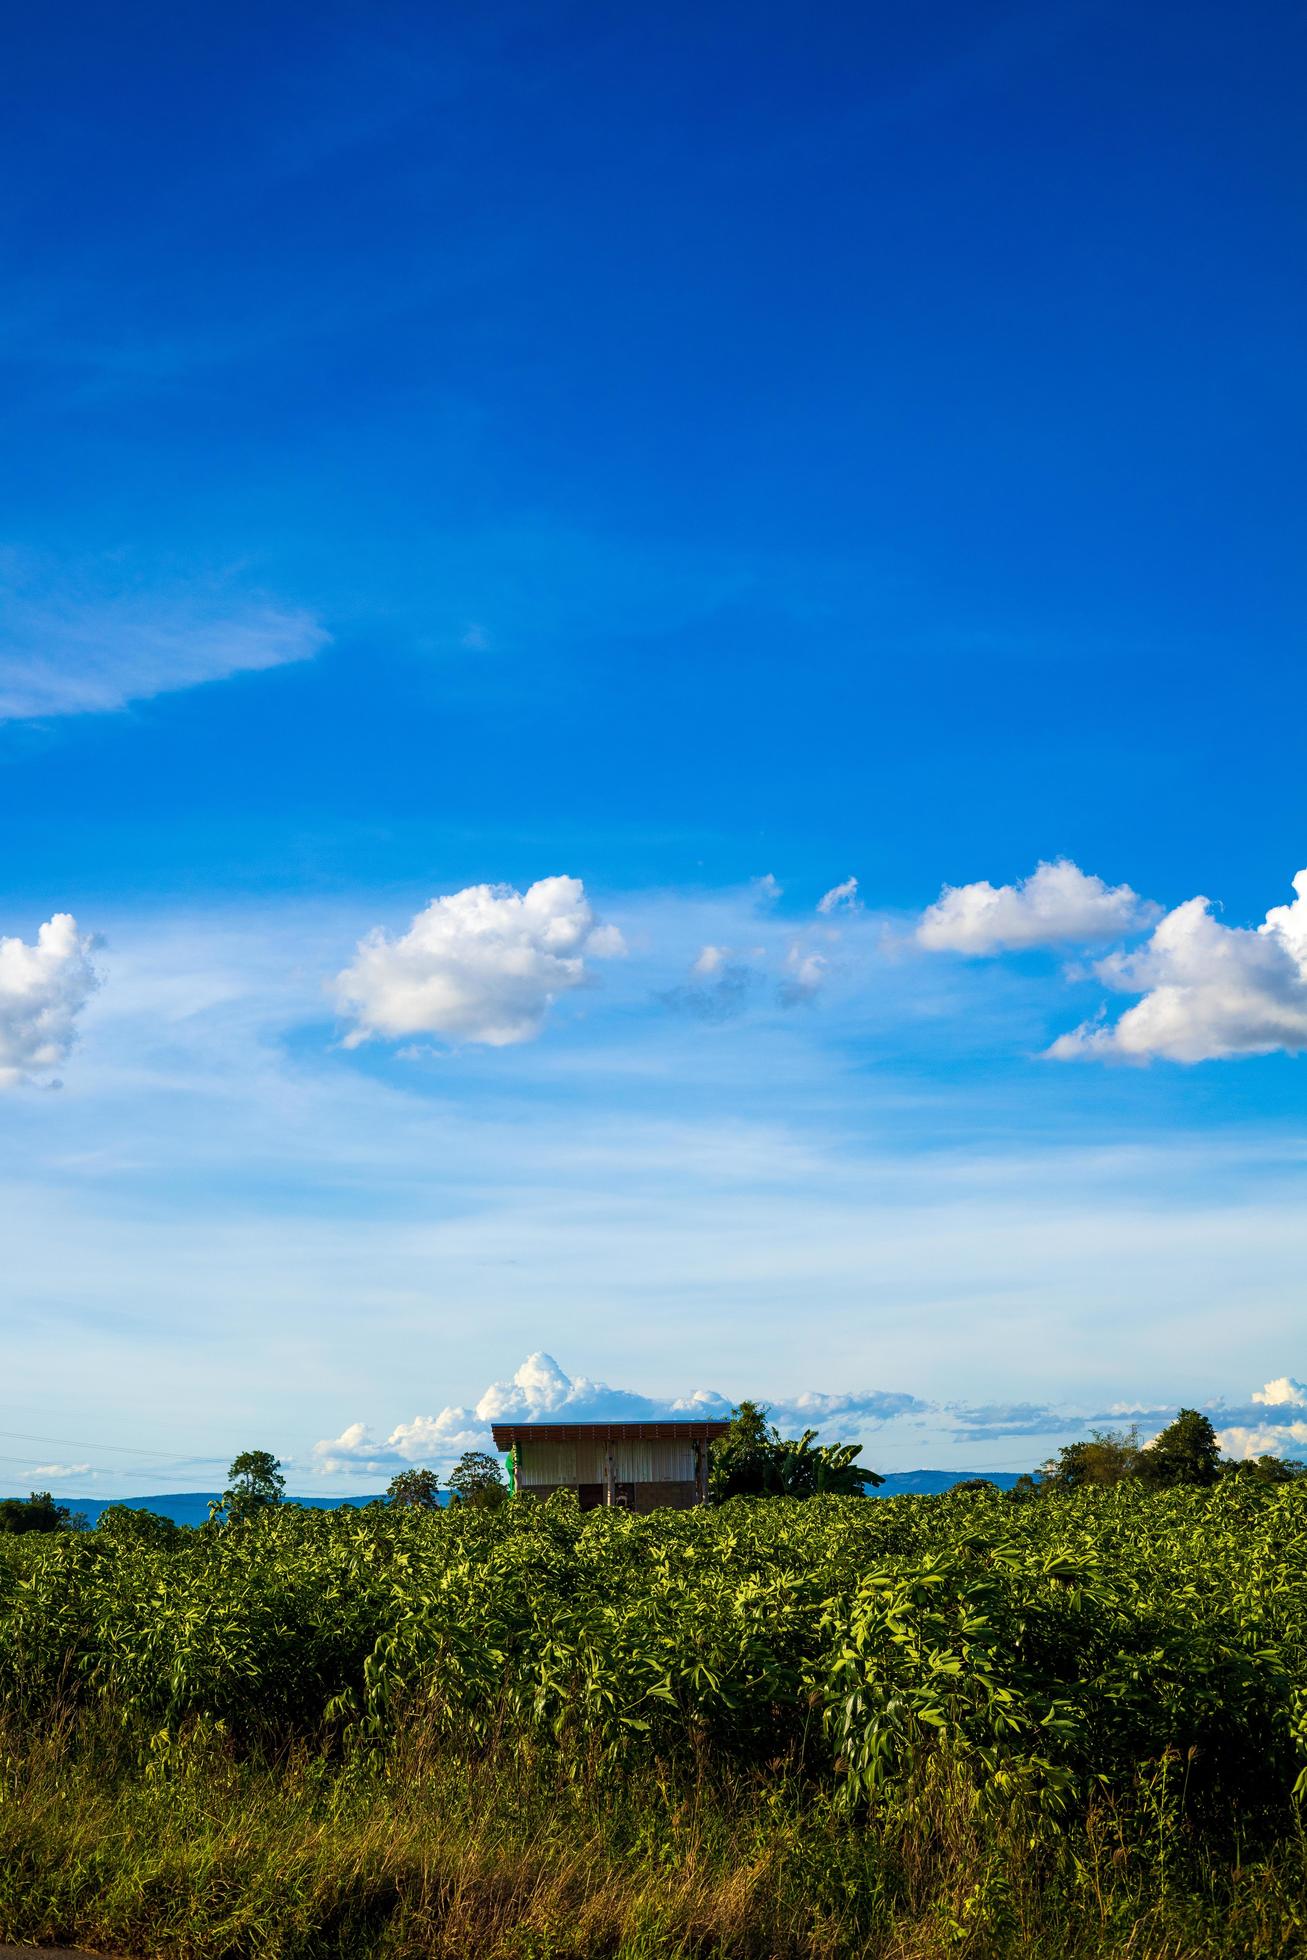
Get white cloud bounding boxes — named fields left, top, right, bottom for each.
left=334, top=876, right=625, bottom=1049
left=475, top=1351, right=689, bottom=1423
left=817, top=877, right=859, bottom=915
left=315, top=1351, right=1307, bottom=1487
left=312, top=1352, right=928, bottom=1478
left=1050, top=871, right=1307, bottom=1063
left=1215, top=1423, right=1307, bottom=1460
left=918, top=859, right=1154, bottom=955
left=1253, top=1376, right=1307, bottom=1407
left=0, top=914, right=100, bottom=1088
left=0, top=561, right=327, bottom=719
left=310, top=1417, right=488, bottom=1478
left=29, top=1462, right=92, bottom=1480
left=752, top=873, right=782, bottom=904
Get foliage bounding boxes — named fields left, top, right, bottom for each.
left=445, top=1450, right=506, bottom=1508
left=1040, top=1427, right=1139, bottom=1490
left=1, top=1482, right=1305, bottom=1953
left=1136, top=1408, right=1223, bottom=1489
left=210, top=1449, right=285, bottom=1525
left=386, top=1467, right=443, bottom=1508
left=0, top=1491, right=79, bottom=1535
left=1043, top=1410, right=1244, bottom=1494
left=0, top=1481, right=1302, bottom=1811
left=94, top=1505, right=179, bottom=1546
left=0, top=1428, right=1303, bottom=1958
left=710, top=1399, right=883, bottom=1499
left=1225, top=1453, right=1307, bottom=1486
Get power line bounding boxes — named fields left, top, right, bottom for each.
left=0, top=1427, right=216, bottom=1462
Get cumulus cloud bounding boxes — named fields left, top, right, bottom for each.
left=0, top=914, right=100, bottom=1088
left=1253, top=1376, right=1307, bottom=1407
left=334, top=876, right=625, bottom=1049
left=1216, top=1422, right=1307, bottom=1460
left=312, top=1352, right=927, bottom=1478
left=1049, top=870, right=1307, bottom=1063
left=29, top=1462, right=92, bottom=1480
left=314, top=1355, right=1307, bottom=1487
left=918, top=859, right=1154, bottom=955
left=0, top=560, right=327, bottom=719
left=817, top=877, right=859, bottom=915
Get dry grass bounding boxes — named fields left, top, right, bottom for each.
left=1, top=1718, right=1303, bottom=1960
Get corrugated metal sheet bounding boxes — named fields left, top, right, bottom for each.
left=492, top=1420, right=727, bottom=1447
left=615, top=1439, right=696, bottom=1482
left=517, top=1441, right=575, bottom=1486
left=517, top=1438, right=609, bottom=1486
left=516, top=1434, right=700, bottom=1490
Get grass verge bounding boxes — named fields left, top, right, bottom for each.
left=0, top=1717, right=1303, bottom=1960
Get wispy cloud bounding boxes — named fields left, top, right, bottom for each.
left=659, top=946, right=756, bottom=1022
left=817, top=877, right=859, bottom=916
left=0, top=555, right=327, bottom=720
left=3, top=892, right=1306, bottom=1494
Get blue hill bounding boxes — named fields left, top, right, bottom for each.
left=61, top=1474, right=1020, bottom=1525
left=870, top=1470, right=1023, bottom=1496
left=65, top=1492, right=392, bottom=1527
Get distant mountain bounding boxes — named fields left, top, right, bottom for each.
left=64, top=1492, right=391, bottom=1527
left=61, top=1475, right=1021, bottom=1525
left=870, top=1470, right=1023, bottom=1496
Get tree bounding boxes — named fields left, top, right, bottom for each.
left=709, top=1400, right=781, bottom=1500
left=1135, top=1409, right=1221, bottom=1489
left=709, top=1400, right=883, bottom=1502
left=1221, top=1453, right=1306, bottom=1486
left=0, top=1490, right=74, bottom=1535
left=386, top=1467, right=443, bottom=1509
left=1040, top=1428, right=1139, bottom=1491
left=96, top=1505, right=179, bottom=1545
left=1006, top=1474, right=1041, bottom=1504
left=211, top=1449, right=285, bottom=1524
left=445, top=1451, right=506, bottom=1509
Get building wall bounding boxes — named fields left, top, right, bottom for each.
left=515, top=1440, right=608, bottom=1487
left=516, top=1477, right=700, bottom=1511
left=516, top=1437, right=699, bottom=1489
left=631, top=1480, right=699, bottom=1513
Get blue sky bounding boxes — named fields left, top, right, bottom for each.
left=2, top=0, right=1305, bottom=1493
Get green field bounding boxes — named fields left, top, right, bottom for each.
left=2, top=1484, right=1305, bottom=1958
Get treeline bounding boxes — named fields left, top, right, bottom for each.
left=3, top=1402, right=1301, bottom=1541
left=1030, top=1406, right=1305, bottom=1496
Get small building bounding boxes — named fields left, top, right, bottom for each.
left=491, top=1419, right=728, bottom=1511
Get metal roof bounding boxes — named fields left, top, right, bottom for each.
left=491, top=1419, right=729, bottom=1447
